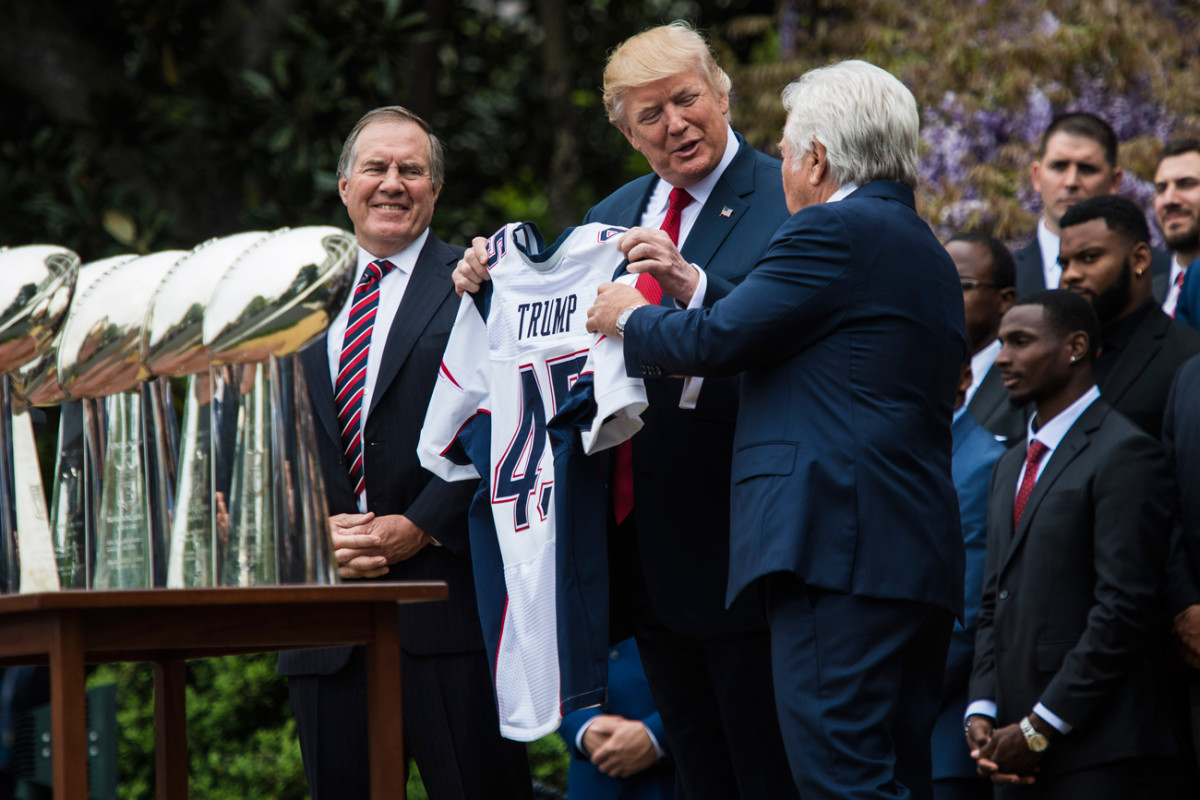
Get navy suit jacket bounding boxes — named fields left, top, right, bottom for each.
left=1013, top=235, right=1171, bottom=300
left=970, top=400, right=1179, bottom=774
left=624, top=180, right=966, bottom=614
left=559, top=639, right=674, bottom=800
left=583, top=132, right=790, bottom=634
left=279, top=233, right=484, bottom=677
left=931, top=412, right=1004, bottom=781
left=1169, top=256, right=1200, bottom=329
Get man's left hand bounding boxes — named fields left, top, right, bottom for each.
left=974, top=722, right=1043, bottom=784
left=331, top=512, right=431, bottom=579
left=587, top=283, right=648, bottom=338
left=618, top=227, right=700, bottom=304
left=584, top=715, right=660, bottom=779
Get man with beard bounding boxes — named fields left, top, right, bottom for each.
left=1012, top=113, right=1170, bottom=300
left=1057, top=194, right=1200, bottom=438
left=1156, top=139, right=1200, bottom=322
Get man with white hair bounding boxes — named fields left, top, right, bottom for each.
left=455, top=22, right=796, bottom=800
left=588, top=60, right=967, bottom=799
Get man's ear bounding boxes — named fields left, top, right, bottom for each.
left=998, top=286, right=1017, bottom=316
left=809, top=140, right=829, bottom=186
left=1130, top=241, right=1152, bottom=278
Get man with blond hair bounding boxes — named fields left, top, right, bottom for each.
left=455, top=21, right=795, bottom=800
left=589, top=59, right=966, bottom=800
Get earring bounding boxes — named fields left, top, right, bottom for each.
left=1070, top=355, right=1077, bottom=362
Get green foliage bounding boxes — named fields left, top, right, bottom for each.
left=89, top=655, right=306, bottom=799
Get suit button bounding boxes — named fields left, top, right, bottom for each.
left=998, top=588, right=1010, bottom=600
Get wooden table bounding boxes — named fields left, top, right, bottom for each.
left=0, top=583, right=447, bottom=799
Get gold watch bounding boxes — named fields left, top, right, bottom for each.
left=1019, top=716, right=1050, bottom=753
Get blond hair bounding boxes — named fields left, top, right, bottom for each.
left=602, top=21, right=732, bottom=127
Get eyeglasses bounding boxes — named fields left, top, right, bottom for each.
left=960, top=277, right=998, bottom=291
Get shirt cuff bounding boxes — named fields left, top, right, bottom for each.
left=1033, top=702, right=1072, bottom=734
left=964, top=699, right=997, bottom=725
left=642, top=723, right=666, bottom=759
left=575, top=715, right=601, bottom=755
left=674, top=263, right=707, bottom=310
left=677, top=264, right=706, bottom=409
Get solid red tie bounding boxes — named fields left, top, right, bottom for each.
left=1012, top=440, right=1049, bottom=529
left=612, top=187, right=695, bottom=524
left=1171, top=270, right=1185, bottom=318
left=335, top=259, right=395, bottom=497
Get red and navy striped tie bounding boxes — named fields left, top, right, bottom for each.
left=335, top=259, right=394, bottom=497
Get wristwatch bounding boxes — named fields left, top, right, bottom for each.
left=615, top=306, right=638, bottom=338
left=1019, top=716, right=1050, bottom=753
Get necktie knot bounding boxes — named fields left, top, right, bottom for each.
left=363, top=259, right=395, bottom=286
left=668, top=187, right=693, bottom=214
left=1025, top=439, right=1048, bottom=467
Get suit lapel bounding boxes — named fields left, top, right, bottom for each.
left=367, top=237, right=452, bottom=418
left=679, top=140, right=755, bottom=283
left=968, top=364, right=1007, bottom=426
left=300, top=335, right=341, bottom=448
left=1000, top=403, right=1104, bottom=574
left=1098, top=309, right=1166, bottom=409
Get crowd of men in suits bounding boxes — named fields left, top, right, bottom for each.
left=280, top=15, right=1200, bottom=800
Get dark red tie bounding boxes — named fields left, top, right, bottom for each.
left=335, top=259, right=395, bottom=497
left=1012, top=440, right=1049, bottom=529
left=612, top=187, right=695, bottom=524
left=1171, top=270, right=1185, bottom=318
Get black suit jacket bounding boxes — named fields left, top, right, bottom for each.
left=1164, top=354, right=1200, bottom=616
left=582, top=134, right=791, bottom=635
left=1013, top=236, right=1171, bottom=300
left=1096, top=305, right=1200, bottom=439
left=970, top=400, right=1179, bottom=774
left=966, top=362, right=1029, bottom=448
left=279, top=233, right=483, bottom=677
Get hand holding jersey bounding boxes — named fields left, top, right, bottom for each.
left=454, top=225, right=702, bottom=305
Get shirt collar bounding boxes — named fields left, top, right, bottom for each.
left=650, top=125, right=739, bottom=214
left=354, top=228, right=429, bottom=281
left=1027, top=384, right=1100, bottom=453
left=826, top=181, right=860, bottom=204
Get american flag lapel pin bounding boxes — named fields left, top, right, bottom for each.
left=720, top=206, right=733, bottom=218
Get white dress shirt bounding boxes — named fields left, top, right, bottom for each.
left=326, top=229, right=429, bottom=510
left=1163, top=255, right=1189, bottom=316
left=1037, top=219, right=1061, bottom=290
left=964, top=384, right=1101, bottom=734
left=965, top=340, right=1001, bottom=409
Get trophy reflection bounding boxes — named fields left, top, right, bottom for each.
left=0, top=245, right=80, bottom=594
left=57, top=250, right=185, bottom=589
left=202, top=226, right=355, bottom=586
left=142, top=231, right=271, bottom=588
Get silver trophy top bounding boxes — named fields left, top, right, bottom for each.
left=57, top=250, right=187, bottom=398
left=142, top=231, right=273, bottom=378
left=203, top=226, right=356, bottom=364
left=0, top=245, right=81, bottom=373
left=11, top=254, right=139, bottom=405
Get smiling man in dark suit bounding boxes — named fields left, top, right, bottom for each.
left=454, top=22, right=796, bottom=800
left=589, top=59, right=966, bottom=800
left=966, top=289, right=1183, bottom=798
left=1057, top=194, right=1200, bottom=439
left=278, top=106, right=531, bottom=800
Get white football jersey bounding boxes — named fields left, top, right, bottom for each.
left=418, top=221, right=646, bottom=741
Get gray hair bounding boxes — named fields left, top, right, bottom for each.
left=781, top=60, right=919, bottom=190
left=337, top=105, right=445, bottom=188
